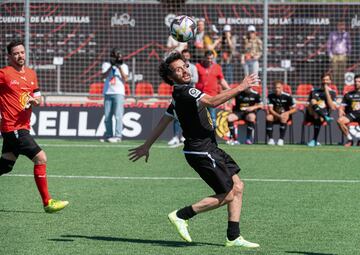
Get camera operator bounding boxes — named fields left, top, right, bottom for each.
left=212, top=25, right=236, bottom=84
left=100, top=47, right=129, bottom=143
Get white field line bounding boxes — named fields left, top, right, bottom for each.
left=35, top=143, right=360, bottom=152
left=3, top=174, right=360, bottom=183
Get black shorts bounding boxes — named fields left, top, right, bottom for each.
left=1, top=129, right=42, bottom=160
left=233, top=111, right=250, bottom=121
left=346, top=112, right=360, bottom=123
left=305, top=109, right=329, bottom=123
left=184, top=147, right=240, bottom=194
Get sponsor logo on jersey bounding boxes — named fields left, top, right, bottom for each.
left=19, top=92, right=30, bottom=109
left=10, top=79, right=20, bottom=86
left=189, top=88, right=201, bottom=98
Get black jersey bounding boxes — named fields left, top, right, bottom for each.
left=268, top=92, right=296, bottom=114
left=166, top=85, right=216, bottom=151
left=233, top=89, right=261, bottom=112
left=341, top=90, right=360, bottom=115
left=308, top=88, right=336, bottom=110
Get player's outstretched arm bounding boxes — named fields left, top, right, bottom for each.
left=200, top=74, right=259, bottom=108
left=128, top=114, right=173, bottom=162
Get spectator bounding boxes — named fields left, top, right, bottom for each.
left=168, top=49, right=199, bottom=147
left=305, top=73, right=337, bottom=147
left=218, top=25, right=236, bottom=84
left=101, top=47, right=129, bottom=143
left=266, top=81, right=297, bottom=146
left=327, top=21, right=351, bottom=87
left=204, top=25, right=221, bottom=61
left=337, top=74, right=360, bottom=147
left=196, top=50, right=230, bottom=129
left=227, top=86, right=263, bottom=145
left=242, top=25, right=262, bottom=78
left=191, top=19, right=206, bottom=63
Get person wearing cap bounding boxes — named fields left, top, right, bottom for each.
left=218, top=24, right=237, bottom=84
left=191, top=19, right=206, bottom=63
left=204, top=24, right=221, bottom=61
left=242, top=25, right=262, bottom=77
left=101, top=47, right=129, bottom=143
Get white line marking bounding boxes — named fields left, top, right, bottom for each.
left=34, top=143, right=360, bottom=152
left=3, top=174, right=360, bottom=183
left=38, top=144, right=170, bottom=148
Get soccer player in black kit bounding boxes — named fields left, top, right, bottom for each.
left=305, top=73, right=337, bottom=147
left=128, top=52, right=260, bottom=248
left=337, top=74, right=360, bottom=147
left=227, top=86, right=262, bottom=145
left=266, top=81, right=297, bottom=146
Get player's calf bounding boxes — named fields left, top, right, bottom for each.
left=0, top=157, right=15, bottom=176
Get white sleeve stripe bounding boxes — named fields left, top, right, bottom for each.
left=33, top=91, right=41, bottom=97
left=196, top=93, right=206, bottom=102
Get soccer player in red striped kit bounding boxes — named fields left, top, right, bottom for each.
left=0, top=40, right=68, bottom=213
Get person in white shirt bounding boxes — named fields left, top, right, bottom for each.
left=101, top=48, right=129, bottom=143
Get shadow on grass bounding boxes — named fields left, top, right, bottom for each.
left=48, top=234, right=224, bottom=248
left=0, top=209, right=43, bottom=214
left=286, top=251, right=336, bottom=255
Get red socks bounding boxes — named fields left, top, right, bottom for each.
left=34, top=164, right=51, bottom=206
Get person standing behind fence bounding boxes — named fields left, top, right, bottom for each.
left=241, top=25, right=262, bottom=77
left=327, top=21, right=351, bottom=87
left=101, top=48, right=129, bottom=143
left=204, top=25, right=221, bottom=62
left=218, top=25, right=236, bottom=84
left=196, top=50, right=230, bottom=129
left=191, top=19, right=206, bottom=63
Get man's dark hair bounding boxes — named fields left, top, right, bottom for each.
left=181, top=48, right=190, bottom=55
left=159, top=51, right=185, bottom=86
left=111, top=47, right=122, bottom=58
left=321, top=72, right=332, bottom=80
left=7, top=40, right=24, bottom=54
left=273, top=80, right=283, bottom=87
left=204, top=50, right=214, bottom=57
left=354, top=74, right=360, bottom=83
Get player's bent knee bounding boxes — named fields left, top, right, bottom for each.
left=0, top=157, right=15, bottom=176
left=223, top=191, right=235, bottom=204
left=233, top=181, right=244, bottom=196
left=33, top=151, right=47, bottom=164
left=266, top=115, right=273, bottom=121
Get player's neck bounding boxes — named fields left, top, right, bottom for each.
left=11, top=64, right=25, bottom=73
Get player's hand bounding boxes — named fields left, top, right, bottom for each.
left=246, top=107, right=255, bottom=112
left=27, top=96, right=38, bottom=106
left=128, top=144, right=150, bottom=162
left=281, top=112, right=290, bottom=122
left=239, top=74, right=260, bottom=91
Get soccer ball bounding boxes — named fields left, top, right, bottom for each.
left=170, top=15, right=197, bottom=42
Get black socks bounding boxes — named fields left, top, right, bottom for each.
left=176, top=206, right=196, bottom=220
left=227, top=221, right=240, bottom=241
